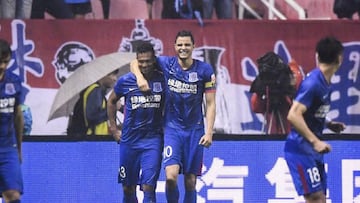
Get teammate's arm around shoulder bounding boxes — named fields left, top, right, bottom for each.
left=130, top=59, right=150, bottom=92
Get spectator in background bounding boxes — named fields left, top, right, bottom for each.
left=333, top=0, right=360, bottom=19
left=67, top=70, right=118, bottom=136
left=65, top=0, right=93, bottom=19
left=146, top=0, right=154, bottom=19
left=23, top=0, right=33, bottom=18
left=66, top=0, right=110, bottom=19
left=100, top=0, right=110, bottom=19
left=0, top=0, right=32, bottom=19
left=202, top=0, right=233, bottom=19
left=31, top=0, right=73, bottom=19
left=161, top=0, right=203, bottom=19
left=83, top=71, right=117, bottom=136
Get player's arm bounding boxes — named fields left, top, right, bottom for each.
left=14, top=104, right=24, bottom=162
left=205, top=91, right=216, bottom=136
left=199, top=91, right=216, bottom=148
left=325, top=117, right=346, bottom=133
left=107, top=90, right=122, bottom=142
left=287, top=101, right=331, bottom=153
left=130, top=59, right=150, bottom=92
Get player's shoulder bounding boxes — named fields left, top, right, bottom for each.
left=305, top=68, right=321, bottom=79
left=194, top=59, right=212, bottom=69
left=123, top=72, right=136, bottom=79
left=157, top=55, right=175, bottom=63
left=4, top=71, right=21, bottom=83
left=193, top=60, right=214, bottom=77
left=118, top=72, right=136, bottom=82
left=297, top=73, right=322, bottom=99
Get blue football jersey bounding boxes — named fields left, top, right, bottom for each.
left=113, top=71, right=165, bottom=146
left=285, top=68, right=331, bottom=155
left=157, top=56, right=215, bottom=129
left=0, top=71, right=23, bottom=152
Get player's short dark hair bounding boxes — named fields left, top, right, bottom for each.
left=136, top=41, right=155, bottom=57
left=316, top=36, right=344, bottom=64
left=0, top=39, right=11, bottom=59
left=175, top=30, right=195, bottom=44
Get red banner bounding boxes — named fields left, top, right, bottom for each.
left=0, top=19, right=359, bottom=135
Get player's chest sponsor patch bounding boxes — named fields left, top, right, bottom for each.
left=188, top=72, right=198, bottom=82
left=153, top=82, right=163, bottom=92
left=5, top=83, right=16, bottom=95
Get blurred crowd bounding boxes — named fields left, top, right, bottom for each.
left=0, top=0, right=265, bottom=20
left=0, top=0, right=357, bottom=20
left=0, top=0, right=110, bottom=19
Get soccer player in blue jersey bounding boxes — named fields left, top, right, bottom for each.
left=131, top=30, right=216, bottom=203
left=0, top=39, right=24, bottom=203
left=284, top=36, right=346, bottom=203
left=107, top=42, right=165, bottom=203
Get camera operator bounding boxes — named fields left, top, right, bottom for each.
left=250, top=52, right=303, bottom=134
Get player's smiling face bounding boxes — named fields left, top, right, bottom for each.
left=175, top=36, right=194, bottom=60
left=138, top=51, right=155, bottom=76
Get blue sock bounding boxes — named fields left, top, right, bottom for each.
left=166, top=185, right=179, bottom=203
left=123, top=193, right=137, bottom=203
left=143, top=190, right=155, bottom=203
left=184, top=190, right=196, bottom=203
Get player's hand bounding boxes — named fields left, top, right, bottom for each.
left=199, top=133, right=213, bottom=148
left=137, top=77, right=151, bottom=92
left=313, top=140, right=331, bottom=154
left=327, top=121, right=346, bottom=133
left=109, top=124, right=121, bottom=143
left=112, top=130, right=122, bottom=144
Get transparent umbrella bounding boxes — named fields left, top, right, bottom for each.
left=48, top=52, right=135, bottom=121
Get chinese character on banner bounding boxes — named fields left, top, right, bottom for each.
left=266, top=157, right=332, bottom=203
left=9, top=20, right=44, bottom=99
left=342, top=159, right=360, bottom=203
left=197, top=157, right=249, bottom=203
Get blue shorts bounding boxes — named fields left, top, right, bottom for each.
left=0, top=150, right=23, bottom=194
left=163, top=127, right=204, bottom=176
left=284, top=152, right=326, bottom=196
left=118, top=138, right=162, bottom=187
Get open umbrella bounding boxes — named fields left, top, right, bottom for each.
left=48, top=52, right=136, bottom=121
